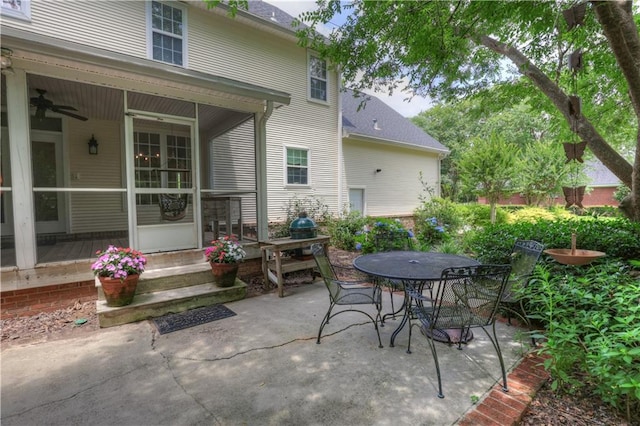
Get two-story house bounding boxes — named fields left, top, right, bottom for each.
left=0, top=0, right=445, bottom=317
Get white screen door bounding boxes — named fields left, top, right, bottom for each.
left=132, top=116, right=198, bottom=253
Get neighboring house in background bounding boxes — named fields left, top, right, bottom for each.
left=478, top=159, right=621, bottom=207
left=0, top=1, right=446, bottom=312
left=582, top=159, right=621, bottom=207
left=341, top=90, right=449, bottom=217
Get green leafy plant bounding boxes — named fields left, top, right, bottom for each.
left=271, top=195, right=330, bottom=238
left=353, top=217, right=413, bottom=254
left=326, top=211, right=369, bottom=250
left=525, top=262, right=640, bottom=422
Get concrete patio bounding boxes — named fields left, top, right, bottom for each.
left=0, top=281, right=531, bottom=425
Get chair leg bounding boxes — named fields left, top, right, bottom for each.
left=487, top=322, right=508, bottom=393
left=316, top=303, right=334, bottom=344
left=425, top=329, right=444, bottom=398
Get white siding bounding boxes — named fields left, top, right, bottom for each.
left=5, top=1, right=148, bottom=57
left=343, top=138, right=440, bottom=217
left=67, top=118, right=128, bottom=233
left=2, top=1, right=341, bottom=222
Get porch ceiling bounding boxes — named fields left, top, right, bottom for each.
left=1, top=74, right=252, bottom=132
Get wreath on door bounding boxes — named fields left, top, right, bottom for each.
left=159, top=193, right=189, bottom=221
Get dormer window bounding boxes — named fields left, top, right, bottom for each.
left=148, top=1, right=187, bottom=66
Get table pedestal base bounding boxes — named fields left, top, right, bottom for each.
left=422, top=326, right=473, bottom=344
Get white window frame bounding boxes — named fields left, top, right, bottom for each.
left=284, top=145, right=310, bottom=187
left=1, top=0, right=31, bottom=21
left=307, top=51, right=328, bottom=104
left=146, top=0, right=188, bottom=67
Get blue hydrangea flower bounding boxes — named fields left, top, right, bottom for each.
left=355, top=243, right=362, bottom=251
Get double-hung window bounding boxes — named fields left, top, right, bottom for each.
left=308, top=52, right=327, bottom=102
left=285, top=147, right=309, bottom=186
left=148, top=1, right=186, bottom=66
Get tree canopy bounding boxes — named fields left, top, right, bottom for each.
left=293, top=0, right=640, bottom=220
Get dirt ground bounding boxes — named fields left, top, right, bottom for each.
left=0, top=248, right=631, bottom=425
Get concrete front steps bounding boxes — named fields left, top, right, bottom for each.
left=96, top=257, right=246, bottom=328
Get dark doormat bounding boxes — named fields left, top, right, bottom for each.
left=153, top=304, right=236, bottom=335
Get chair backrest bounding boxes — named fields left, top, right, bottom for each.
left=311, top=244, right=340, bottom=298
left=429, top=264, right=512, bottom=329
left=374, top=229, right=413, bottom=252
left=510, top=240, right=544, bottom=284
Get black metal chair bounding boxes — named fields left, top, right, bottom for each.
left=405, top=264, right=512, bottom=398
left=501, top=240, right=544, bottom=326
left=311, top=244, right=384, bottom=348
left=373, top=229, right=414, bottom=322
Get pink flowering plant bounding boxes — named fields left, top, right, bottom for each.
left=205, top=236, right=246, bottom=264
left=91, top=245, right=147, bottom=280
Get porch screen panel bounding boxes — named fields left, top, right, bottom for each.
left=203, top=117, right=257, bottom=239
left=0, top=84, right=16, bottom=267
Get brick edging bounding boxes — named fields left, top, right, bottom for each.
left=456, top=352, right=551, bottom=426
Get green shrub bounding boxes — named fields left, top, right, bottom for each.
left=353, top=217, right=414, bottom=253
left=270, top=195, right=330, bottom=238
left=414, top=198, right=463, bottom=248
left=468, top=217, right=640, bottom=262
left=457, top=202, right=509, bottom=227
left=507, top=206, right=558, bottom=223
left=326, top=211, right=368, bottom=251
left=525, top=262, right=640, bottom=422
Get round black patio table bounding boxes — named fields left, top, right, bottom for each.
left=353, top=251, right=480, bottom=346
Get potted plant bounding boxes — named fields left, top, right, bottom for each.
left=91, top=245, right=147, bottom=307
left=205, top=235, right=246, bottom=287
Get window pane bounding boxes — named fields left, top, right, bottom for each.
left=310, top=56, right=326, bottom=79
left=152, top=1, right=161, bottom=16
left=286, top=148, right=308, bottom=184
left=152, top=15, right=162, bottom=30
left=310, top=78, right=327, bottom=101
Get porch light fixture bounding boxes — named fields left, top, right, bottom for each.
left=88, top=135, right=98, bottom=155
left=375, top=168, right=382, bottom=173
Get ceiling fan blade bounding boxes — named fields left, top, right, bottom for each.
left=51, top=108, right=88, bottom=121
left=51, top=105, right=78, bottom=111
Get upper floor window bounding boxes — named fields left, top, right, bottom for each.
left=308, top=53, right=327, bottom=103
left=148, top=1, right=186, bottom=66
left=285, top=147, right=309, bottom=185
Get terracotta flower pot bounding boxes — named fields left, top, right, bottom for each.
left=210, top=262, right=239, bottom=288
left=99, top=274, right=140, bottom=307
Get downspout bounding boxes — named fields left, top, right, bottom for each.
left=337, top=70, right=344, bottom=214
left=437, top=152, right=448, bottom=199
left=255, top=100, right=274, bottom=241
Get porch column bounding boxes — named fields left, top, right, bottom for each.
left=5, top=68, right=37, bottom=268
left=255, top=101, right=273, bottom=242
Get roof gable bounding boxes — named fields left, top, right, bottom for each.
left=342, top=89, right=448, bottom=153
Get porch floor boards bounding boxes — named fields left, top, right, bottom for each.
left=1, top=238, right=129, bottom=267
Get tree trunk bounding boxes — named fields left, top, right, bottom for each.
left=591, top=0, right=640, bottom=221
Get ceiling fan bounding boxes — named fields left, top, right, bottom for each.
left=30, top=89, right=88, bottom=121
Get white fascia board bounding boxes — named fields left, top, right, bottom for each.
left=343, top=131, right=450, bottom=156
